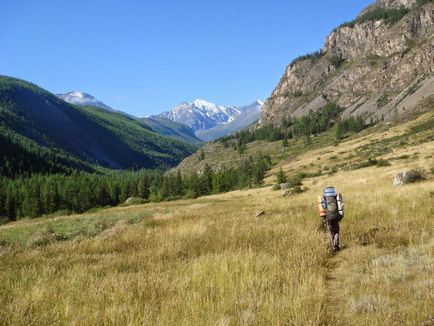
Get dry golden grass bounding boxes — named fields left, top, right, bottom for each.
left=0, top=113, right=433, bottom=325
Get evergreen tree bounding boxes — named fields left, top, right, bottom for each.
left=282, top=137, right=289, bottom=149
left=336, top=120, right=343, bottom=140
left=276, top=168, right=288, bottom=184
left=200, top=164, right=213, bottom=195
left=174, top=170, right=184, bottom=197
left=137, top=175, right=150, bottom=199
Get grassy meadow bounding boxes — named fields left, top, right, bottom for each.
left=0, top=112, right=433, bottom=325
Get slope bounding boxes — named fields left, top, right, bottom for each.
left=0, top=110, right=432, bottom=324
left=0, top=75, right=196, bottom=175
left=142, top=116, right=204, bottom=146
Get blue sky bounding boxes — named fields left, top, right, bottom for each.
left=1, top=0, right=372, bottom=116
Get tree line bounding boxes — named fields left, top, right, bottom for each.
left=219, top=103, right=350, bottom=146
left=218, top=103, right=370, bottom=149
left=0, top=153, right=271, bottom=221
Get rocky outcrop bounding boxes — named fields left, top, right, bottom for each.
left=360, top=0, right=417, bottom=16
left=259, top=0, right=434, bottom=126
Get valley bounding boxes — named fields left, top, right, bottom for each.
left=0, top=110, right=432, bottom=324
left=1, top=0, right=433, bottom=324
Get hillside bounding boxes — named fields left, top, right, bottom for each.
left=259, top=0, right=434, bottom=126
left=0, top=75, right=197, bottom=176
left=142, top=116, right=204, bottom=146
left=0, top=110, right=432, bottom=324
left=175, top=105, right=433, bottom=175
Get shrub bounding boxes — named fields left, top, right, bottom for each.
left=404, top=168, right=428, bottom=183
left=272, top=184, right=281, bottom=191
left=334, top=6, right=409, bottom=31
left=275, top=168, right=288, bottom=184
left=291, top=50, right=324, bottom=65
left=376, top=159, right=391, bottom=167
left=287, top=173, right=304, bottom=187
left=329, top=55, right=345, bottom=68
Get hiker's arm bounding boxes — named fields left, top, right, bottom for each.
left=318, top=196, right=327, bottom=218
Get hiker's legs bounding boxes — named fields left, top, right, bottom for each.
left=327, top=221, right=340, bottom=251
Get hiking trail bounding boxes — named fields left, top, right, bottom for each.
left=324, top=246, right=355, bottom=325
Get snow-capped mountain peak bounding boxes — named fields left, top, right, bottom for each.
left=192, top=98, right=216, bottom=109
left=156, top=98, right=263, bottom=137
left=57, top=91, right=114, bottom=111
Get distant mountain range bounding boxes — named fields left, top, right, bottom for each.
left=196, top=100, right=263, bottom=141
left=58, top=92, right=263, bottom=142
left=0, top=75, right=199, bottom=176
left=156, top=99, right=263, bottom=141
left=58, top=90, right=203, bottom=145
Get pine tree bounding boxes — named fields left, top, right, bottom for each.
left=336, top=120, right=343, bottom=140
left=276, top=168, right=288, bottom=184
left=98, top=180, right=110, bottom=207
left=282, top=137, right=289, bottom=149
left=174, top=170, right=184, bottom=197
left=200, top=164, right=213, bottom=195
left=137, top=174, right=150, bottom=199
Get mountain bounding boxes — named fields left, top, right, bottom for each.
left=58, top=91, right=203, bottom=146
left=196, top=100, right=263, bottom=141
left=58, top=91, right=114, bottom=111
left=259, top=0, right=434, bottom=126
left=142, top=116, right=204, bottom=146
left=0, top=75, right=196, bottom=177
left=156, top=99, right=263, bottom=140
left=157, top=99, right=241, bottom=133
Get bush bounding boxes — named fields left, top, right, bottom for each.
left=272, top=184, right=281, bottom=191
left=376, top=159, right=391, bottom=167
left=291, top=50, right=324, bottom=65
left=335, top=6, right=409, bottom=31
left=404, top=168, right=428, bottom=183
left=287, top=173, right=304, bottom=187
left=329, top=55, right=345, bottom=68
left=275, top=168, right=288, bottom=184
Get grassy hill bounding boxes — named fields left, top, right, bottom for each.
left=175, top=106, right=434, bottom=176
left=0, top=110, right=432, bottom=324
left=0, top=75, right=196, bottom=176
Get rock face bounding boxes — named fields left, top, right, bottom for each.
left=258, top=0, right=434, bottom=127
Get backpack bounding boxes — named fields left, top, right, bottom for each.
left=322, top=187, right=344, bottom=222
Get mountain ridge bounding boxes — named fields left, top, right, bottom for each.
left=58, top=91, right=114, bottom=111
left=0, top=75, right=197, bottom=176
left=258, top=0, right=433, bottom=127
left=156, top=99, right=263, bottom=140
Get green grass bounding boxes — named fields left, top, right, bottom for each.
left=0, top=110, right=433, bottom=325
left=0, top=210, right=152, bottom=247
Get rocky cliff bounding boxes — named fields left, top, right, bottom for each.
left=259, top=0, right=433, bottom=126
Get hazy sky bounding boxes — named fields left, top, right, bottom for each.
left=1, top=0, right=372, bottom=116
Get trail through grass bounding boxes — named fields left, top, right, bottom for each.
left=0, top=113, right=433, bottom=325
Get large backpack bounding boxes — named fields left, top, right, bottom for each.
left=322, top=187, right=343, bottom=222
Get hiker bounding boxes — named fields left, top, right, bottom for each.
left=318, top=186, right=344, bottom=252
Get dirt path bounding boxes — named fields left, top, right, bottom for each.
left=323, top=245, right=354, bottom=325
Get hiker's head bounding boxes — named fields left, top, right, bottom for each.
left=323, top=186, right=336, bottom=197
